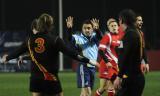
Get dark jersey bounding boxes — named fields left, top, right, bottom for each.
left=7, top=32, right=89, bottom=80
left=118, top=26, right=143, bottom=78
left=140, top=31, right=148, bottom=64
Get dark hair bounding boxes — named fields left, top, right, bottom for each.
left=31, top=19, right=38, bottom=30
left=119, top=9, right=136, bottom=26
left=82, top=20, right=93, bottom=27
left=37, top=13, right=54, bottom=32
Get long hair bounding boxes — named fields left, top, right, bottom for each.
left=31, top=18, right=38, bottom=30
left=37, top=13, right=54, bottom=33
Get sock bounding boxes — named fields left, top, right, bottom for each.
left=107, top=89, right=114, bottom=96
left=95, top=89, right=102, bottom=96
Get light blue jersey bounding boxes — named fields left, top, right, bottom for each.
left=72, top=32, right=98, bottom=67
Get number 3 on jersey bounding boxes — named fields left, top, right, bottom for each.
left=34, top=38, right=45, bottom=53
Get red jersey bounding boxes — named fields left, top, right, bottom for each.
left=118, top=26, right=125, bottom=40
left=98, top=32, right=121, bottom=79
left=99, top=33, right=121, bottom=64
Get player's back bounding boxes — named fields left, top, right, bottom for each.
left=29, top=32, right=59, bottom=76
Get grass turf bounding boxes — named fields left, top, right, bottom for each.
left=0, top=71, right=160, bottom=96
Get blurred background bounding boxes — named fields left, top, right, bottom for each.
left=0, top=0, right=160, bottom=96
left=0, top=0, right=159, bottom=72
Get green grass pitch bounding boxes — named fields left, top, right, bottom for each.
left=0, top=71, right=160, bottom=96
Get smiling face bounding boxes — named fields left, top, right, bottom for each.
left=82, top=23, right=93, bottom=37
left=136, top=16, right=143, bottom=30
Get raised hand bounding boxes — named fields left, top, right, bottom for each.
left=1, top=54, right=8, bottom=64
left=66, top=16, right=73, bottom=28
left=91, top=18, right=99, bottom=30
left=17, top=56, right=23, bottom=69
left=89, top=59, right=100, bottom=68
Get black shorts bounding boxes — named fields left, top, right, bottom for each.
left=30, top=77, right=62, bottom=95
left=116, top=74, right=145, bottom=96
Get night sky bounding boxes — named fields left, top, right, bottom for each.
left=0, top=0, right=159, bottom=49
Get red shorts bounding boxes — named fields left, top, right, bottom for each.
left=99, top=59, right=118, bottom=80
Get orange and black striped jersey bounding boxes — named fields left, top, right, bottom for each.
left=7, top=32, right=90, bottom=80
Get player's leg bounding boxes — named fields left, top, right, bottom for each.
left=31, top=86, right=63, bottom=96
left=95, top=78, right=107, bottom=96
left=106, top=80, right=115, bottom=96
left=106, top=74, right=116, bottom=96
left=32, top=92, right=42, bottom=96
left=77, top=64, right=93, bottom=96
left=95, top=60, right=108, bottom=96
left=107, top=61, right=118, bottom=96
left=58, top=92, right=63, bottom=96
left=30, top=76, right=63, bottom=96
left=77, top=64, right=87, bottom=96
left=129, top=74, right=145, bottom=96
left=42, top=92, right=63, bottom=96
left=87, top=87, right=92, bottom=96
left=30, top=78, right=43, bottom=96
left=89, top=67, right=96, bottom=96
left=80, top=87, right=91, bottom=96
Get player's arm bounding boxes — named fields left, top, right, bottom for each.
left=65, top=16, right=78, bottom=51
left=142, top=48, right=148, bottom=64
left=56, top=37, right=97, bottom=65
left=141, top=32, right=148, bottom=64
left=99, top=50, right=109, bottom=63
left=65, top=16, right=83, bottom=53
left=95, top=29, right=103, bottom=40
left=2, top=41, right=28, bottom=63
left=20, top=54, right=30, bottom=60
left=91, top=18, right=103, bottom=40
left=65, top=16, right=75, bottom=41
left=142, top=48, right=149, bottom=73
left=17, top=54, right=30, bottom=68
left=6, top=41, right=28, bottom=61
left=98, top=35, right=110, bottom=63
left=141, top=32, right=149, bottom=73
left=17, top=54, right=30, bottom=64
left=98, top=35, right=113, bottom=67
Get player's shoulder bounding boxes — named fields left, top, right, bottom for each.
left=72, top=33, right=83, bottom=41
left=72, top=32, right=81, bottom=37
left=46, top=33, right=57, bottom=38
left=45, top=33, right=60, bottom=43
left=102, top=32, right=110, bottom=39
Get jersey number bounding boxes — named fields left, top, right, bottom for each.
left=34, top=38, right=45, bottom=53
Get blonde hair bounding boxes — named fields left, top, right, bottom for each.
left=31, top=19, right=38, bottom=30
left=107, top=18, right=117, bottom=26
left=37, top=13, right=54, bottom=32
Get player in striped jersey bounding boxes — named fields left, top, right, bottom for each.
left=95, top=18, right=121, bottom=96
